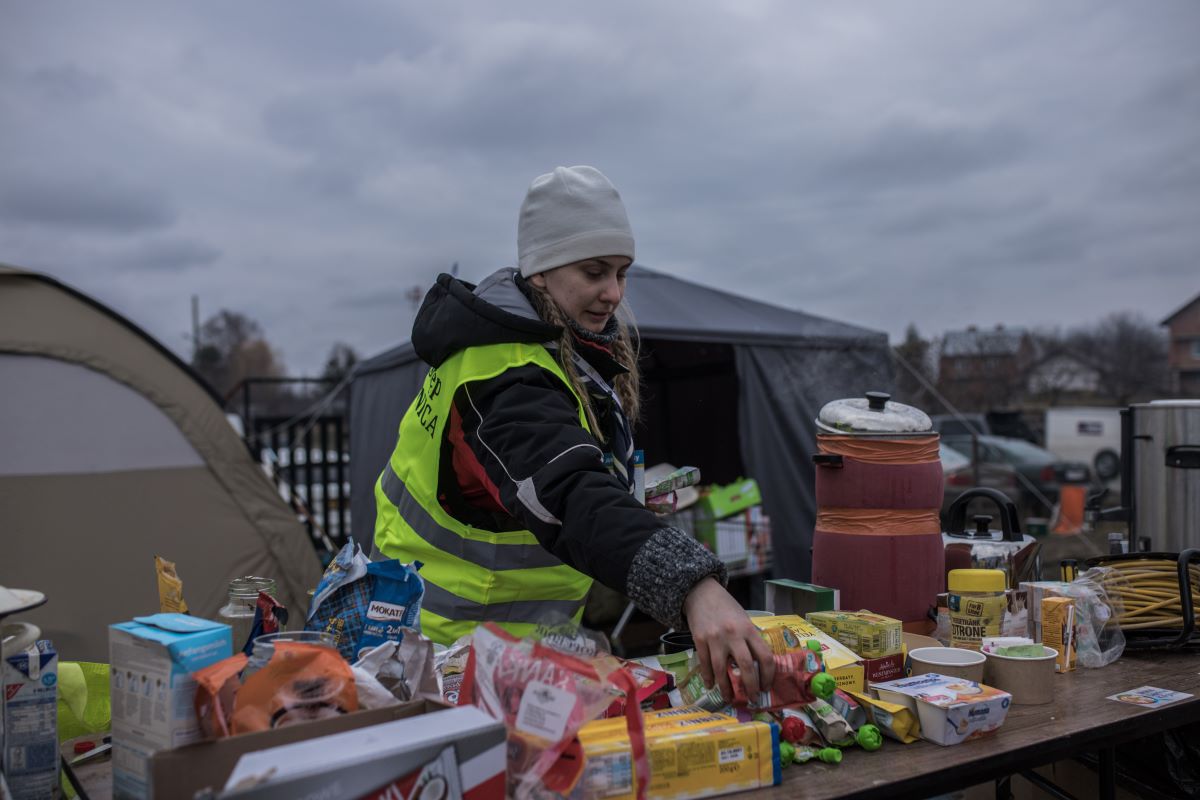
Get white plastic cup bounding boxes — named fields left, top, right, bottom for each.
left=908, top=647, right=986, bottom=683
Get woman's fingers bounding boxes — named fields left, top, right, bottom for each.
left=694, top=634, right=715, bottom=690
left=748, top=627, right=776, bottom=689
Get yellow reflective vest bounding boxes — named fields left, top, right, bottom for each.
left=373, top=342, right=594, bottom=645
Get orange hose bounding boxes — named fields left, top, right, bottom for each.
left=816, top=508, right=942, bottom=535
left=817, top=435, right=940, bottom=464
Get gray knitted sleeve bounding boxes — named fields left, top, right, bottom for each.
left=625, top=527, right=729, bottom=630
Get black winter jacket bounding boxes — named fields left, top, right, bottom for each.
left=409, top=268, right=726, bottom=629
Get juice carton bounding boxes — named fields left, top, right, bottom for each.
left=2, top=640, right=59, bottom=800
left=109, top=613, right=232, bottom=799
left=1041, top=597, right=1077, bottom=673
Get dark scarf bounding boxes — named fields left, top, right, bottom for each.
left=566, top=314, right=620, bottom=349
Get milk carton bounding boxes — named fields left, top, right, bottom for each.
left=109, top=614, right=231, bottom=799
left=2, top=640, right=59, bottom=799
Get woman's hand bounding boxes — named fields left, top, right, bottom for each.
left=682, top=577, right=775, bottom=701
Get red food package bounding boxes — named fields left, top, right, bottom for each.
left=728, top=646, right=835, bottom=711
left=460, top=624, right=647, bottom=800
left=601, top=660, right=671, bottom=719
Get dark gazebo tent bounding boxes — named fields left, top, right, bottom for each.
left=349, top=265, right=893, bottom=581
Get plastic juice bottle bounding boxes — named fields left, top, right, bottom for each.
left=947, top=569, right=1006, bottom=651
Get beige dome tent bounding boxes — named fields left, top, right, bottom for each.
left=0, top=265, right=322, bottom=661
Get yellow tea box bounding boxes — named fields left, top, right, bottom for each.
left=805, top=611, right=903, bottom=659
left=573, top=718, right=780, bottom=800
left=750, top=615, right=862, bottom=669
left=1041, top=597, right=1077, bottom=673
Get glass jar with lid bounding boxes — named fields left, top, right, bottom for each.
left=218, top=576, right=278, bottom=652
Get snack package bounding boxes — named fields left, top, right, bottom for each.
left=461, top=624, right=646, bottom=800
left=242, top=591, right=289, bottom=656
left=779, top=707, right=823, bottom=746
left=829, top=689, right=868, bottom=730
left=729, top=643, right=836, bottom=711
left=437, top=636, right=474, bottom=705
left=155, top=555, right=189, bottom=614
left=356, top=559, right=425, bottom=659
left=231, top=642, right=358, bottom=734
left=805, top=611, right=903, bottom=659
left=802, top=698, right=855, bottom=746
left=1042, top=597, right=1077, bottom=672
left=602, top=660, right=672, bottom=718
left=845, top=690, right=921, bottom=744
left=194, top=654, right=249, bottom=739
left=305, top=539, right=373, bottom=660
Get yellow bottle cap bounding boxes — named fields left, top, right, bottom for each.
left=948, top=568, right=1006, bottom=592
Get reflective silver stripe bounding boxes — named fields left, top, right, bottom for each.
left=421, top=579, right=585, bottom=623
left=380, top=465, right=565, bottom=571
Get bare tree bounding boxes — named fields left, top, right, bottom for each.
left=1065, top=312, right=1169, bottom=405
left=320, top=342, right=360, bottom=384
left=191, top=309, right=287, bottom=405
left=892, top=324, right=938, bottom=410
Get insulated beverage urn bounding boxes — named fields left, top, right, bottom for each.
left=810, top=392, right=945, bottom=626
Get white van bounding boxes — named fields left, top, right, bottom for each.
left=1044, top=407, right=1122, bottom=486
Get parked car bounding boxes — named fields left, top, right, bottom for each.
left=940, top=442, right=1020, bottom=522
left=941, top=434, right=1095, bottom=517
left=1044, top=406, right=1123, bottom=485
left=931, top=413, right=990, bottom=438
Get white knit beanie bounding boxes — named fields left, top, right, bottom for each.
left=518, top=166, right=635, bottom=278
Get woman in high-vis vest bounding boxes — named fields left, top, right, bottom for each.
left=375, top=166, right=773, bottom=700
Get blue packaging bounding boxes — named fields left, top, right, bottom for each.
left=355, top=560, right=424, bottom=659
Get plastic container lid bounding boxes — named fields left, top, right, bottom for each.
left=948, top=568, right=1006, bottom=592
left=817, top=392, right=932, bottom=434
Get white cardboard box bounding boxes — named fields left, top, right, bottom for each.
left=2, top=639, right=59, bottom=799
left=109, top=614, right=232, bottom=799
left=218, top=704, right=506, bottom=800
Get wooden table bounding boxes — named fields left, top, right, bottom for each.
left=756, top=650, right=1200, bottom=800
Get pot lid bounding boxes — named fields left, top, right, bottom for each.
left=816, top=391, right=933, bottom=435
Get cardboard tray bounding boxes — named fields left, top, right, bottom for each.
left=150, top=698, right=443, bottom=798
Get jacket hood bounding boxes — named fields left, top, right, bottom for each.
left=411, top=268, right=560, bottom=367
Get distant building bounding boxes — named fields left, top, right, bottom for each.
left=938, top=325, right=1033, bottom=410
left=1162, top=293, right=1200, bottom=396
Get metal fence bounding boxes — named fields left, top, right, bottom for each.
left=249, top=414, right=351, bottom=559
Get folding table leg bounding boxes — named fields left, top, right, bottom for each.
left=1098, top=747, right=1116, bottom=800
left=994, top=774, right=1012, bottom=800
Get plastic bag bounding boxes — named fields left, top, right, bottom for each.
left=231, top=642, right=358, bottom=733
left=461, top=623, right=646, bottom=800
left=1023, top=567, right=1125, bottom=668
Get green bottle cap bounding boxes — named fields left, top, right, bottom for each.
left=779, top=740, right=796, bottom=767
left=810, top=671, right=837, bottom=700
left=856, top=724, right=883, bottom=751
left=818, top=747, right=843, bottom=764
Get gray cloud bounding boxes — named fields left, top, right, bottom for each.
left=1, top=1, right=1198, bottom=374
left=0, top=172, right=177, bottom=233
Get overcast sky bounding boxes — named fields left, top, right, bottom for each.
left=3, top=2, right=1198, bottom=375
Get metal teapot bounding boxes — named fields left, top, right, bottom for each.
left=942, top=487, right=1042, bottom=589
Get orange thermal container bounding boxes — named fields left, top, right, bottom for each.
left=809, top=393, right=945, bottom=624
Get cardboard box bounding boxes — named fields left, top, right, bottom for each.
left=109, top=613, right=233, bottom=798
left=750, top=615, right=861, bottom=670
left=152, top=699, right=442, bottom=798
left=827, top=663, right=865, bottom=694
left=871, top=673, right=1012, bottom=746
left=573, top=715, right=779, bottom=800
left=764, top=580, right=840, bottom=616
left=216, top=704, right=506, bottom=800
left=2, top=639, right=58, bottom=800
left=693, top=479, right=762, bottom=555
left=862, top=652, right=906, bottom=685
left=805, top=611, right=903, bottom=659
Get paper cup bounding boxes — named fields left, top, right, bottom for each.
left=984, top=646, right=1058, bottom=705
left=908, top=647, right=986, bottom=683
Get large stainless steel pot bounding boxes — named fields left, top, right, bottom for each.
left=942, top=487, right=1042, bottom=588
left=1130, top=400, right=1200, bottom=552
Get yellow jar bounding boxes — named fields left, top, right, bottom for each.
left=948, top=569, right=1006, bottom=651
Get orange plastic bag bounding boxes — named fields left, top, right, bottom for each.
left=194, top=653, right=249, bottom=739
left=231, top=642, right=358, bottom=734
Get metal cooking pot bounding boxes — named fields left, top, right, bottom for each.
left=942, top=487, right=1042, bottom=589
